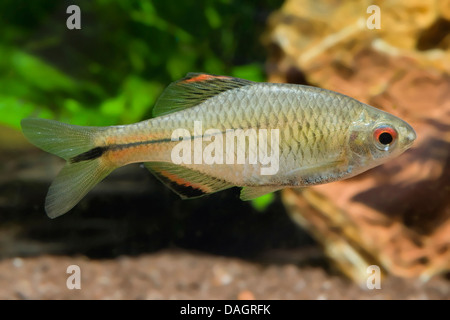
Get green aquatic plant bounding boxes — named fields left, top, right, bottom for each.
left=0, top=0, right=277, bottom=129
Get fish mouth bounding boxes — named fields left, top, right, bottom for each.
left=404, top=125, right=417, bottom=148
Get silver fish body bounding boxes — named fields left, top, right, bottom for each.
left=103, top=82, right=415, bottom=185
left=21, top=73, right=416, bottom=217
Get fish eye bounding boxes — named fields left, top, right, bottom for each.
left=378, top=132, right=393, bottom=145
left=373, top=126, right=397, bottom=150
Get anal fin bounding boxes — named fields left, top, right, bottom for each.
left=144, top=162, right=233, bottom=199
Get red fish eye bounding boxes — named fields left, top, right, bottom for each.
left=373, top=126, right=397, bottom=146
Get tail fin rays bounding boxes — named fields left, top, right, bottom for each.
left=21, top=118, right=115, bottom=218
left=20, top=118, right=105, bottom=160
left=45, top=159, right=113, bottom=218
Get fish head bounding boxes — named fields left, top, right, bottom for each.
left=348, top=106, right=416, bottom=170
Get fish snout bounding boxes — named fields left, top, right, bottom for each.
left=403, top=125, right=417, bottom=148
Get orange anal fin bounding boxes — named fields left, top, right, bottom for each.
left=144, top=162, right=233, bottom=199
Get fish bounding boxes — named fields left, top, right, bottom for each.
left=21, top=73, right=416, bottom=218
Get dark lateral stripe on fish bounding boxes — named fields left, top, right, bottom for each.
left=110, top=138, right=173, bottom=150
left=108, top=128, right=258, bottom=151
left=71, top=126, right=261, bottom=163
left=108, top=134, right=206, bottom=151
left=70, top=146, right=108, bottom=163
left=70, top=138, right=173, bottom=163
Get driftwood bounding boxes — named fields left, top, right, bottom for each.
left=264, top=0, right=450, bottom=284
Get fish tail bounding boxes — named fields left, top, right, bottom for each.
left=21, top=118, right=115, bottom=218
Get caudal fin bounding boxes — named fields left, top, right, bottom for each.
left=21, top=118, right=114, bottom=218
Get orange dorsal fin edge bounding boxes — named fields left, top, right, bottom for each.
left=152, top=73, right=253, bottom=117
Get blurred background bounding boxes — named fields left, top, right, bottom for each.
left=0, top=0, right=449, bottom=299
left=0, top=0, right=277, bottom=129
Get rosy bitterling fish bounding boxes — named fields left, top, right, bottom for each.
left=21, top=73, right=416, bottom=218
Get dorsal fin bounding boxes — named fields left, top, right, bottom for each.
left=152, top=73, right=253, bottom=117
